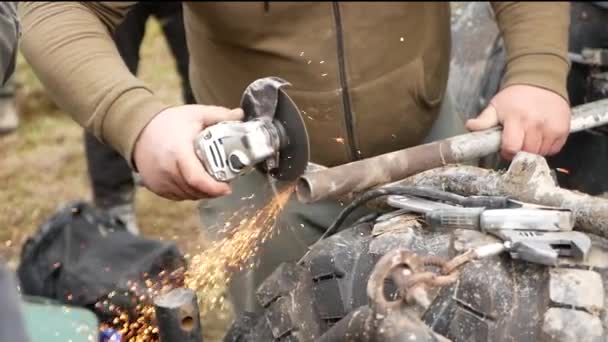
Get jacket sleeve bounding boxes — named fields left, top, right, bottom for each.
left=491, top=2, right=571, bottom=103
left=18, top=2, right=172, bottom=168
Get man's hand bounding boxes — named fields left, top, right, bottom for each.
left=465, top=85, right=571, bottom=160
left=133, top=105, right=244, bottom=201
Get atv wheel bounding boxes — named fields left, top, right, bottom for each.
left=225, top=215, right=608, bottom=341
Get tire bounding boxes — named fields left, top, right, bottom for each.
left=225, top=214, right=608, bottom=342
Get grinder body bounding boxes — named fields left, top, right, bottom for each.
left=193, top=77, right=309, bottom=183
left=194, top=117, right=286, bottom=182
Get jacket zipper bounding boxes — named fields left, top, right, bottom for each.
left=332, top=2, right=359, bottom=161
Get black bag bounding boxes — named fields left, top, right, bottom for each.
left=16, top=201, right=186, bottom=320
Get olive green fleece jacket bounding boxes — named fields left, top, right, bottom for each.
left=18, top=2, right=570, bottom=169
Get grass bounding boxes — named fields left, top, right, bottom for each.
left=0, top=18, right=232, bottom=341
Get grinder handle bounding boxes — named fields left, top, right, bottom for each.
left=425, top=207, right=485, bottom=231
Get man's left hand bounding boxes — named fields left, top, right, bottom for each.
left=465, top=84, right=571, bottom=160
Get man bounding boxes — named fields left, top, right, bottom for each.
left=18, top=2, right=571, bottom=314
left=84, top=2, right=195, bottom=235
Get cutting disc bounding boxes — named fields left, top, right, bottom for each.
left=269, top=88, right=310, bottom=181
left=240, top=77, right=309, bottom=181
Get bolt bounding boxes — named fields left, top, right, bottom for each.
left=217, top=171, right=226, bottom=180
left=204, top=131, right=212, bottom=140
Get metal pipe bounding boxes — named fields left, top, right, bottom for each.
left=154, top=288, right=202, bottom=342
left=296, top=98, right=608, bottom=204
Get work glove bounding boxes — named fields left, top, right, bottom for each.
left=465, top=84, right=571, bottom=160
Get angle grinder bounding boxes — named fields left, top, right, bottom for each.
left=193, top=77, right=310, bottom=183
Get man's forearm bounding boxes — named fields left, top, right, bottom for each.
left=491, top=2, right=571, bottom=102
left=18, top=2, right=171, bottom=167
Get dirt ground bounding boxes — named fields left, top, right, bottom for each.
left=0, top=19, right=232, bottom=341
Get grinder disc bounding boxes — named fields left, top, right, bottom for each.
left=270, top=88, right=310, bottom=181
left=240, top=77, right=310, bottom=181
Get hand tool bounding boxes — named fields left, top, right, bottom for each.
left=492, top=230, right=591, bottom=266
left=425, top=207, right=574, bottom=232
left=443, top=228, right=592, bottom=268
left=385, top=190, right=591, bottom=266
left=386, top=191, right=574, bottom=233
left=193, top=77, right=310, bottom=182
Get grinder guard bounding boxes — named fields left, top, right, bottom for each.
left=194, top=77, right=310, bottom=182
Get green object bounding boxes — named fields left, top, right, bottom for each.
left=21, top=296, right=99, bottom=342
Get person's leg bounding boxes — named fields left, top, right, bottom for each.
left=114, top=4, right=150, bottom=74
left=152, top=2, right=196, bottom=104
left=84, top=133, right=140, bottom=234
left=83, top=5, right=150, bottom=235
left=0, top=74, right=17, bottom=135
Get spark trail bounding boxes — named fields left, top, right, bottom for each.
left=184, top=184, right=295, bottom=312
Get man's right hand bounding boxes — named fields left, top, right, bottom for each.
left=133, top=105, right=244, bottom=201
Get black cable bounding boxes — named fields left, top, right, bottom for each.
left=403, top=186, right=467, bottom=204
left=327, top=185, right=493, bottom=240
left=320, top=187, right=415, bottom=240
left=352, top=213, right=381, bottom=226
left=299, top=186, right=455, bottom=263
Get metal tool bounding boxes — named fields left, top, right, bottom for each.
left=385, top=190, right=591, bottom=266
left=388, top=188, right=567, bottom=211
left=425, top=207, right=574, bottom=232
left=193, top=77, right=310, bottom=182
left=387, top=192, right=574, bottom=232
left=493, top=230, right=591, bottom=266
left=444, top=230, right=592, bottom=267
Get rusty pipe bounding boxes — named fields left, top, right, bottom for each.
left=296, top=98, right=608, bottom=204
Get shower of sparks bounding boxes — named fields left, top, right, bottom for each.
left=95, top=268, right=186, bottom=342
left=184, top=185, right=295, bottom=312
left=98, top=185, right=293, bottom=340
left=332, top=137, right=345, bottom=144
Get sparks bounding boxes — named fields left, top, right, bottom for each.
left=99, top=186, right=295, bottom=340
left=97, top=267, right=186, bottom=342
left=184, top=185, right=294, bottom=312
left=332, top=137, right=345, bottom=144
